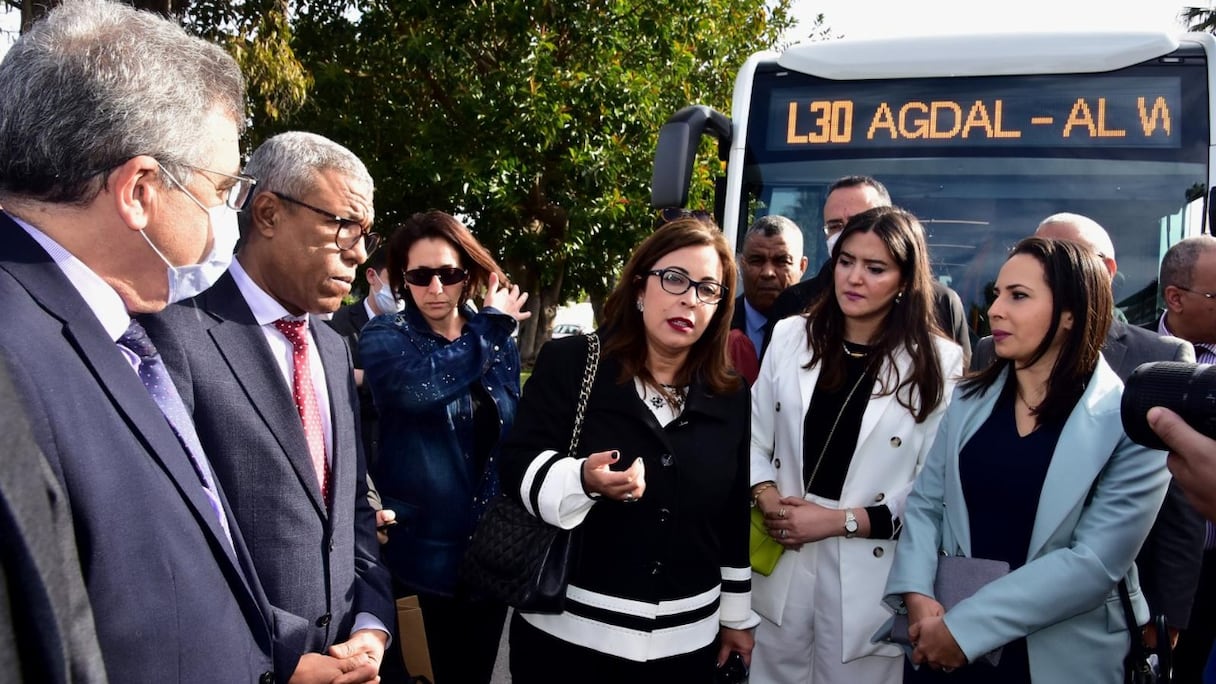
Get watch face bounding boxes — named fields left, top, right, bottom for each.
left=845, top=519, right=859, bottom=532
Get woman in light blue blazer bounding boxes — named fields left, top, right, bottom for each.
left=883, top=237, right=1170, bottom=683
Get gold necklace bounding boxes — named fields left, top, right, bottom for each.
left=842, top=340, right=868, bottom=358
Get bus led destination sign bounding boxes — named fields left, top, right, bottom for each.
left=768, top=76, right=1182, bottom=150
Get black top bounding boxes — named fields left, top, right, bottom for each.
left=801, top=344, right=893, bottom=539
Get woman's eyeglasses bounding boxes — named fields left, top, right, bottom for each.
left=646, top=268, right=726, bottom=305
left=403, top=266, right=469, bottom=287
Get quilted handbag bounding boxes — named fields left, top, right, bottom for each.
left=459, top=333, right=599, bottom=613
left=749, top=507, right=783, bottom=576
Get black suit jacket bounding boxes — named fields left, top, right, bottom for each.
left=730, top=295, right=748, bottom=332
left=972, top=322, right=1204, bottom=628
left=147, top=273, right=394, bottom=665
left=0, top=215, right=276, bottom=683
left=0, top=361, right=106, bottom=684
left=325, top=300, right=380, bottom=470
left=763, top=260, right=973, bottom=365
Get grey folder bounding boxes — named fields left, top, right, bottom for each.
left=889, top=555, right=1010, bottom=666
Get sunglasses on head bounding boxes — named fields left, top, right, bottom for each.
left=655, top=207, right=714, bottom=228
left=403, top=266, right=468, bottom=287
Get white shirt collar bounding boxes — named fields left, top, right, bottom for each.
left=228, top=257, right=305, bottom=326
left=10, top=213, right=132, bottom=342
left=363, top=296, right=378, bottom=321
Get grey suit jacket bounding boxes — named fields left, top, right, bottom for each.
left=0, top=217, right=276, bottom=683
left=972, top=321, right=1204, bottom=628
left=146, top=273, right=394, bottom=665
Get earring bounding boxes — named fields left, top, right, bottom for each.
left=895, top=291, right=904, bottom=304
left=636, top=298, right=645, bottom=312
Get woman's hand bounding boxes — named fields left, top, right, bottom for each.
left=903, top=592, right=945, bottom=630
left=581, top=450, right=646, bottom=502
left=716, top=627, right=755, bottom=668
left=909, top=615, right=966, bottom=671
left=482, top=272, right=531, bottom=322
left=764, top=496, right=850, bottom=547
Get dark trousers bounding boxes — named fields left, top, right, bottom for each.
left=1177, top=549, right=1216, bottom=684
left=414, top=590, right=506, bottom=684
left=508, top=611, right=716, bottom=684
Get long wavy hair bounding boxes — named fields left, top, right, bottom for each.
left=384, top=210, right=509, bottom=310
left=803, top=205, right=946, bottom=423
left=601, top=216, right=741, bottom=396
left=964, top=237, right=1112, bottom=425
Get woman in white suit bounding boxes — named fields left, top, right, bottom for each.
left=749, top=206, right=964, bottom=683
left=884, top=237, right=1170, bottom=683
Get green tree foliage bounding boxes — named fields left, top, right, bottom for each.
left=1181, top=5, right=1216, bottom=33
left=267, top=0, right=794, bottom=361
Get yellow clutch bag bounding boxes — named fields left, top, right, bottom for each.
left=749, top=507, right=783, bottom=576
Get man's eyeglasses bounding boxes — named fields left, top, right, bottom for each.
left=1176, top=285, right=1216, bottom=300
left=160, top=163, right=257, bottom=212
left=271, top=191, right=380, bottom=254
left=656, top=207, right=714, bottom=228
left=403, top=266, right=469, bottom=287
left=646, top=268, right=726, bottom=305
left=823, top=219, right=847, bottom=235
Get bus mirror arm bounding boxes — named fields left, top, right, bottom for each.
left=651, top=105, right=733, bottom=211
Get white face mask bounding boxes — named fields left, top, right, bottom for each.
left=140, top=190, right=240, bottom=304
left=372, top=281, right=404, bottom=314
left=825, top=230, right=841, bottom=257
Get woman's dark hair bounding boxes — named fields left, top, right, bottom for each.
left=802, top=205, right=946, bottom=422
left=384, top=210, right=509, bottom=309
left=964, top=237, right=1112, bottom=425
left=601, top=216, right=741, bottom=396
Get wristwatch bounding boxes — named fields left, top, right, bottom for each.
left=843, top=509, right=859, bottom=538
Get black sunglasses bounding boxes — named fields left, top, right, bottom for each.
left=656, top=207, right=714, bottom=229
left=403, top=266, right=468, bottom=287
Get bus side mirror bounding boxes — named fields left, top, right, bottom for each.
left=651, top=105, right=732, bottom=210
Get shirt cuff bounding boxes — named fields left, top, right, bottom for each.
left=351, top=612, right=392, bottom=648
left=528, top=455, right=596, bottom=529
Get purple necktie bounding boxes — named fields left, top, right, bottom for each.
left=117, top=320, right=233, bottom=547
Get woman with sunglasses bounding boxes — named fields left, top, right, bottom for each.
left=359, top=210, right=530, bottom=684
left=748, top=206, right=964, bottom=684
left=500, top=217, right=756, bottom=682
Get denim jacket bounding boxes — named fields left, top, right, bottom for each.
left=359, top=303, right=520, bottom=595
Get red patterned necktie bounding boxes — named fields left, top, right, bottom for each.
left=273, top=318, right=330, bottom=502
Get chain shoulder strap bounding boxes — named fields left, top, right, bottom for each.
left=568, top=333, right=600, bottom=455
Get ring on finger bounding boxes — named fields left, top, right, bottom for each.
left=624, top=492, right=634, bottom=501
left=779, top=507, right=786, bottom=519
left=779, top=529, right=787, bottom=539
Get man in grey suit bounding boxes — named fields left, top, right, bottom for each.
left=147, top=132, right=394, bottom=677
left=971, top=212, right=1202, bottom=650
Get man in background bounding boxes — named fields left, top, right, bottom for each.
left=146, top=131, right=395, bottom=679
left=1155, top=234, right=1216, bottom=681
left=734, top=215, right=807, bottom=356
left=764, top=175, right=971, bottom=364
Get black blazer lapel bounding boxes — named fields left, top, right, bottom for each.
left=199, top=275, right=328, bottom=516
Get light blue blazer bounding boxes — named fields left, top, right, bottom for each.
left=883, top=357, right=1169, bottom=684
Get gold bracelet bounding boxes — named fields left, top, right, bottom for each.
left=751, top=482, right=776, bottom=507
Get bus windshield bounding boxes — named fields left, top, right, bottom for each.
left=739, top=57, right=1209, bottom=336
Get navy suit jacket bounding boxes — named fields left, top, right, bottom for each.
left=0, top=215, right=276, bottom=683
left=972, top=321, right=1204, bottom=628
left=146, top=273, right=393, bottom=665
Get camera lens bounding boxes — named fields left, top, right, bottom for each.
left=1121, top=361, right=1216, bottom=452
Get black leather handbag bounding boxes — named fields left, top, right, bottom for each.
left=460, top=333, right=599, bottom=613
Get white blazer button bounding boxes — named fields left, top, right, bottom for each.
left=874, top=492, right=885, bottom=503
left=775, top=401, right=781, bottom=412
left=890, top=436, right=902, bottom=447
left=873, top=547, right=884, bottom=558
left=774, top=458, right=781, bottom=469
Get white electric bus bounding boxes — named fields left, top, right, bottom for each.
left=651, top=31, right=1214, bottom=337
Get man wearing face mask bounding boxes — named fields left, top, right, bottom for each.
left=762, top=176, right=972, bottom=365
left=145, top=131, right=396, bottom=682
left=0, top=1, right=335, bottom=681
left=328, top=248, right=400, bottom=473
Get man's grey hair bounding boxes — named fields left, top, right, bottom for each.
left=743, top=215, right=804, bottom=255
left=243, top=131, right=374, bottom=201
left=0, top=0, right=245, bottom=205
left=1161, top=235, right=1216, bottom=290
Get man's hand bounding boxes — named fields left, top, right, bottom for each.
left=287, top=652, right=378, bottom=684
left=375, top=509, right=396, bottom=545
left=1150, top=406, right=1216, bottom=522
left=329, top=629, right=388, bottom=670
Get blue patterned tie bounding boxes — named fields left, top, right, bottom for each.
left=117, top=320, right=233, bottom=548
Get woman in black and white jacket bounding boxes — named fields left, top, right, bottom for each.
left=499, top=216, right=756, bottom=683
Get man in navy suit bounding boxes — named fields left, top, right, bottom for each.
left=971, top=213, right=1202, bottom=652
left=0, top=2, right=294, bottom=681
left=146, top=132, right=395, bottom=678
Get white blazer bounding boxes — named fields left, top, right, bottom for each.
left=751, top=315, right=964, bottom=661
